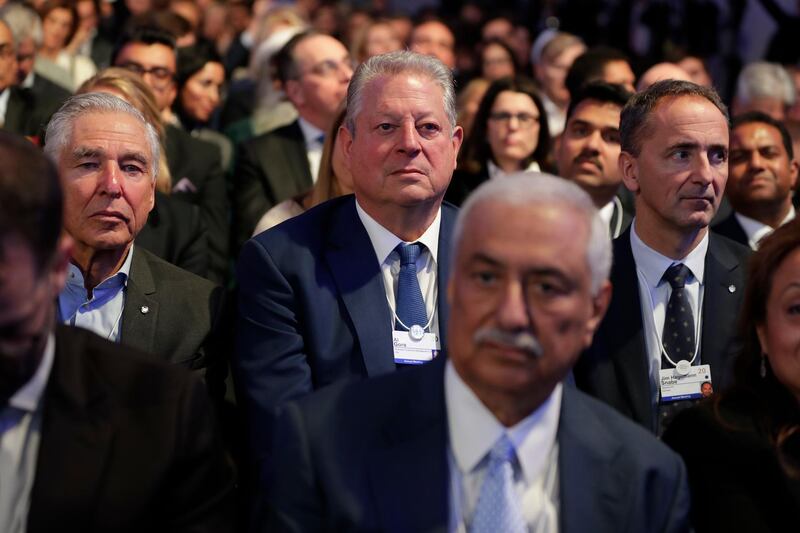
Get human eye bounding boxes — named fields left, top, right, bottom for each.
left=121, top=162, right=147, bottom=179
left=709, top=147, right=728, bottom=165
left=671, top=149, right=691, bottom=161
left=602, top=129, right=621, bottom=144
left=376, top=122, right=395, bottom=132
left=418, top=122, right=441, bottom=138
left=761, top=147, right=781, bottom=159
left=729, top=149, right=747, bottom=164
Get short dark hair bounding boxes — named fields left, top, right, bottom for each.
left=112, top=21, right=177, bottom=65
left=273, top=30, right=319, bottom=85
left=566, top=81, right=632, bottom=122
left=565, top=46, right=630, bottom=98
left=620, top=79, right=729, bottom=156
left=731, top=110, right=794, bottom=160
left=480, top=37, right=519, bottom=77
left=0, top=133, right=63, bottom=270
left=176, top=40, right=222, bottom=86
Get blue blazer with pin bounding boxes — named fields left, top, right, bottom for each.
left=235, top=194, right=456, bottom=461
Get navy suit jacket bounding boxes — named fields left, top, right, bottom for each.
left=574, top=227, right=751, bottom=432
left=265, top=357, right=690, bottom=533
left=235, top=195, right=456, bottom=458
left=711, top=211, right=750, bottom=248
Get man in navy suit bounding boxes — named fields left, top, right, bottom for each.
left=264, top=173, right=690, bottom=533
left=236, top=51, right=463, bottom=462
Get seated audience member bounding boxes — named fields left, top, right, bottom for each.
left=675, top=55, right=713, bottom=87
left=45, top=94, right=224, bottom=389
left=532, top=31, right=586, bottom=136
left=663, top=220, right=800, bottom=532
left=35, top=0, right=97, bottom=91
left=349, top=18, right=402, bottom=64
left=479, top=38, right=518, bottom=81
left=265, top=173, right=690, bottom=532
left=69, top=0, right=113, bottom=69
left=732, top=61, right=795, bottom=122
left=446, top=76, right=549, bottom=206
left=636, top=62, right=691, bottom=91
left=556, top=82, right=633, bottom=238
left=78, top=67, right=210, bottom=279
left=455, top=76, right=490, bottom=139
left=575, top=80, right=751, bottom=435
left=232, top=30, right=353, bottom=250
left=252, top=107, right=352, bottom=234
left=565, top=46, right=636, bottom=97
left=408, top=18, right=455, bottom=70
left=0, top=132, right=234, bottom=532
left=236, top=50, right=463, bottom=466
left=714, top=111, right=798, bottom=249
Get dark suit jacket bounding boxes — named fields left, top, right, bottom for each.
left=233, top=120, right=312, bottom=250
left=29, top=74, right=71, bottom=117
left=2, top=87, right=55, bottom=139
left=235, top=195, right=456, bottom=459
left=265, top=357, right=690, bottom=533
left=711, top=211, right=750, bottom=248
left=444, top=167, right=488, bottom=207
left=574, top=227, right=751, bottom=432
left=28, top=325, right=235, bottom=533
left=165, top=124, right=229, bottom=283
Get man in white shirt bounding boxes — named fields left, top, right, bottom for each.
left=264, top=173, right=690, bottom=533
left=575, top=80, right=751, bottom=435
left=713, top=111, right=798, bottom=249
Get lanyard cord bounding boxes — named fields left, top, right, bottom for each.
left=385, top=251, right=438, bottom=331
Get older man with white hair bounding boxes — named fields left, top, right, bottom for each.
left=265, top=172, right=690, bottom=533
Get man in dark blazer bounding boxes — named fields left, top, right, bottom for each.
left=232, top=30, right=353, bottom=249
left=575, top=80, right=751, bottom=435
left=712, top=111, right=798, bottom=249
left=236, top=51, right=463, bottom=463
left=264, top=174, right=689, bottom=533
left=0, top=132, right=235, bottom=533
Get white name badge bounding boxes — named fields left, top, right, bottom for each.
left=392, top=330, right=440, bottom=365
left=659, top=364, right=713, bottom=403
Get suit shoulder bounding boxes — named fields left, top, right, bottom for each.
left=136, top=247, right=218, bottom=293
left=244, top=120, right=301, bottom=149
left=709, top=231, right=752, bottom=264
left=250, top=195, right=354, bottom=249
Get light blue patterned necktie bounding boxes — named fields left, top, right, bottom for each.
left=395, top=242, right=427, bottom=330
left=470, top=435, right=527, bottom=533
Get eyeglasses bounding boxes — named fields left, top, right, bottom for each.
left=488, top=112, right=540, bottom=127
left=0, top=43, right=14, bottom=59
left=118, top=62, right=175, bottom=88
left=298, top=57, right=356, bottom=79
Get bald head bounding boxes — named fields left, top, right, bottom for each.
left=636, top=63, right=691, bottom=92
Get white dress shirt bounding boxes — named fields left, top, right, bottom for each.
left=0, top=88, right=10, bottom=127
left=298, top=117, right=325, bottom=183
left=487, top=160, right=541, bottom=180
left=58, top=246, right=134, bottom=342
left=445, top=361, right=561, bottom=533
left=355, top=201, right=441, bottom=340
left=630, top=220, right=708, bottom=407
left=0, top=334, right=54, bottom=533
left=735, top=206, right=795, bottom=250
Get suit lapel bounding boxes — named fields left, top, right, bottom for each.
left=261, top=121, right=313, bottom=197
left=4, top=88, right=30, bottom=134
left=325, top=197, right=395, bottom=376
left=120, top=248, right=159, bottom=355
left=367, top=359, right=450, bottom=533
left=29, top=327, right=114, bottom=530
left=436, top=206, right=455, bottom=353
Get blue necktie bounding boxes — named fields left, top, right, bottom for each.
left=661, top=263, right=695, bottom=368
left=395, top=243, right=427, bottom=330
left=470, top=435, right=526, bottom=533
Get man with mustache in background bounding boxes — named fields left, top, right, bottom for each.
left=557, top=81, right=633, bottom=238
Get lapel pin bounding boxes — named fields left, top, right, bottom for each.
left=141, top=306, right=150, bottom=314
left=728, top=285, right=736, bottom=293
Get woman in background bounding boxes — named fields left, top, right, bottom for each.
left=36, top=0, right=97, bottom=90
left=663, top=221, right=800, bottom=532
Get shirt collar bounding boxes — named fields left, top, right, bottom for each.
left=486, top=159, right=541, bottom=180
left=445, top=360, right=562, bottom=486
left=297, top=117, right=325, bottom=148
left=0, top=88, right=10, bottom=121
left=735, top=206, right=795, bottom=249
left=355, top=199, right=441, bottom=265
left=9, top=333, right=54, bottom=413
left=630, top=219, right=708, bottom=288
left=65, top=244, right=134, bottom=293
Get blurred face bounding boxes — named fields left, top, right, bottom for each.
left=735, top=97, right=787, bottom=122
left=59, top=112, right=155, bottom=255
left=410, top=21, right=455, bottom=69
left=364, top=23, right=401, bottom=59
left=486, top=91, right=541, bottom=171
left=75, top=0, right=98, bottom=31
left=180, top=61, right=225, bottom=123
left=285, top=35, right=353, bottom=130
left=448, top=200, right=609, bottom=407
left=341, top=74, right=463, bottom=214
left=15, top=38, right=35, bottom=84
left=0, top=234, right=68, bottom=402
left=728, top=121, right=798, bottom=215
left=678, top=56, right=712, bottom=87
left=482, top=18, right=513, bottom=41
left=481, top=42, right=515, bottom=81
left=620, top=96, right=729, bottom=238
left=536, top=43, right=586, bottom=106
left=602, top=60, right=636, bottom=92
left=42, top=7, right=73, bottom=51
left=0, top=23, right=16, bottom=92
left=757, top=248, right=800, bottom=404
left=557, top=99, right=623, bottom=205
left=114, top=42, right=177, bottom=111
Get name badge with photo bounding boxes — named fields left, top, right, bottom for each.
left=392, top=328, right=440, bottom=365
left=659, top=364, right=713, bottom=403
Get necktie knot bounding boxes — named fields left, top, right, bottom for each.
left=316, top=133, right=325, bottom=145
left=488, top=434, right=516, bottom=466
left=663, top=263, right=691, bottom=289
left=397, top=242, right=422, bottom=267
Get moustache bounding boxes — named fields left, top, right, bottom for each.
left=574, top=154, right=602, bottom=170
left=473, top=327, right=543, bottom=358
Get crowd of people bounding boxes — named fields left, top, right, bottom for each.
left=1, top=0, right=799, bottom=532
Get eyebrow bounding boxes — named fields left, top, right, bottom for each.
left=469, top=252, right=572, bottom=279
left=69, top=147, right=150, bottom=166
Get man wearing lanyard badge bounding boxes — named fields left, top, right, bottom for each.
left=574, top=80, right=751, bottom=435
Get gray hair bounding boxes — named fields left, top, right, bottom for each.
left=620, top=79, right=729, bottom=157
left=453, top=172, right=612, bottom=295
left=344, top=50, right=457, bottom=135
left=735, top=61, right=795, bottom=107
left=44, top=93, right=160, bottom=180
left=0, top=3, right=42, bottom=47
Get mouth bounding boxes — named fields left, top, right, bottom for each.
left=574, top=157, right=602, bottom=174
left=91, top=210, right=129, bottom=223
left=391, top=168, right=427, bottom=177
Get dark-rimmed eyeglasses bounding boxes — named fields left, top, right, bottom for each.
left=118, top=62, right=176, bottom=88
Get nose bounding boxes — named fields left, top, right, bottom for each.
left=98, top=161, right=123, bottom=196
left=340, top=61, right=353, bottom=83
left=691, top=153, right=715, bottom=185
left=747, top=150, right=766, bottom=172
left=496, top=280, right=531, bottom=331
left=584, top=130, right=602, bottom=152
left=397, top=121, right=421, bottom=156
